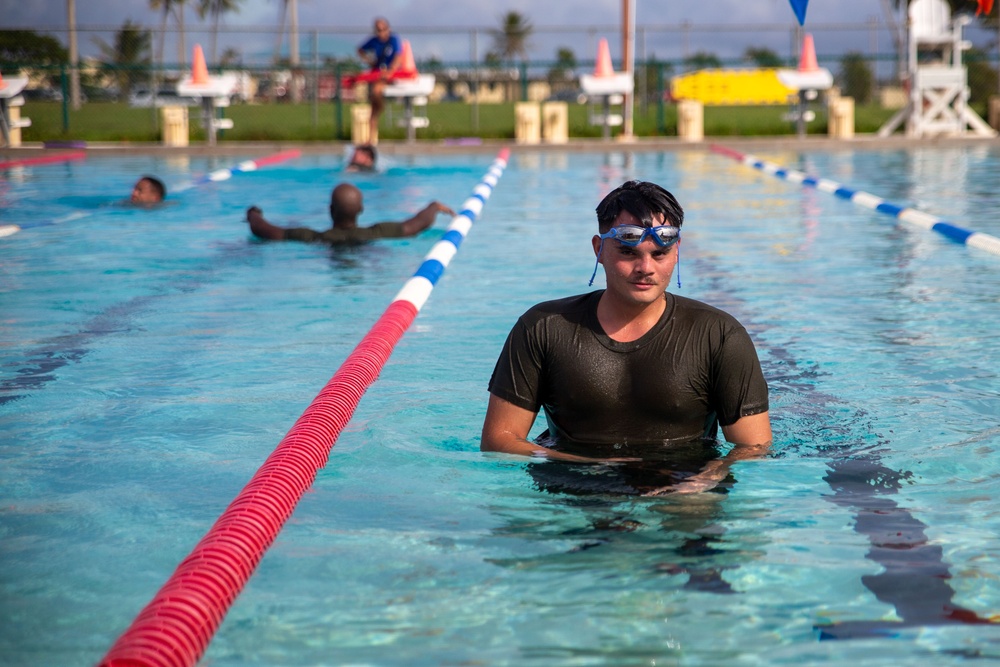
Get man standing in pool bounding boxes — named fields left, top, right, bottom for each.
left=481, top=180, right=771, bottom=495
left=245, top=182, right=454, bottom=245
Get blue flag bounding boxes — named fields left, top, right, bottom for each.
left=789, top=0, right=808, bottom=25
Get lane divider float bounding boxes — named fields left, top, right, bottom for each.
left=174, top=149, right=303, bottom=191
left=98, top=147, right=511, bottom=667
left=710, top=144, right=1000, bottom=257
left=0, top=149, right=303, bottom=238
left=0, top=150, right=87, bottom=170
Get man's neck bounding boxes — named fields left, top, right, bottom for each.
left=596, top=292, right=667, bottom=343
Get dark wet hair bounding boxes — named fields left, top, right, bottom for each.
left=141, top=175, right=166, bottom=200
left=354, top=144, right=376, bottom=162
left=595, top=180, right=683, bottom=232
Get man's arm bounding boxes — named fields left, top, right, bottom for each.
left=246, top=206, right=287, bottom=240
left=397, top=201, right=455, bottom=236
left=652, top=411, right=772, bottom=496
left=385, top=38, right=403, bottom=76
left=357, top=40, right=375, bottom=68
left=481, top=394, right=636, bottom=464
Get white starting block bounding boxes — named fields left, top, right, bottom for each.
left=0, top=76, right=31, bottom=148
left=383, top=74, right=435, bottom=143
left=580, top=72, right=633, bottom=141
left=777, top=34, right=834, bottom=138
left=176, top=46, right=238, bottom=146
left=178, top=74, right=237, bottom=146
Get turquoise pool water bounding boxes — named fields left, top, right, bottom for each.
left=2, top=146, right=1000, bottom=666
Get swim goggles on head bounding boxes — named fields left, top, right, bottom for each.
left=600, top=224, right=680, bottom=247
left=589, top=224, right=682, bottom=287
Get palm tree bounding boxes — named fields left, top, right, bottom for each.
left=67, top=0, right=81, bottom=108
left=490, top=11, right=532, bottom=65
left=219, top=46, right=241, bottom=67
left=93, top=20, right=152, bottom=96
left=272, top=0, right=299, bottom=66
left=197, top=0, right=244, bottom=64
left=271, top=0, right=302, bottom=101
left=149, top=0, right=188, bottom=69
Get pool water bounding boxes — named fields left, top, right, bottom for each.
left=2, top=145, right=1000, bottom=666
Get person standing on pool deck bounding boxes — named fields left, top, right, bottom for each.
left=481, top=180, right=772, bottom=495
left=356, top=17, right=402, bottom=144
left=245, top=182, right=453, bottom=245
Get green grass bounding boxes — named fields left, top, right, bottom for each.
left=20, top=100, right=901, bottom=144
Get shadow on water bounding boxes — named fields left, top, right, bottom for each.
left=691, top=254, right=999, bottom=638
left=0, top=243, right=256, bottom=405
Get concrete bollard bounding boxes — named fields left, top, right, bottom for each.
left=7, top=106, right=25, bottom=147
left=677, top=99, right=704, bottom=142
left=828, top=96, right=855, bottom=139
left=161, top=106, right=189, bottom=147
left=541, top=101, right=568, bottom=144
left=351, top=104, right=372, bottom=145
left=515, top=102, right=541, bottom=145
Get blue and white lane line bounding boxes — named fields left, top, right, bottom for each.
left=393, top=147, right=510, bottom=311
left=172, top=149, right=302, bottom=193
left=710, top=144, right=1000, bottom=258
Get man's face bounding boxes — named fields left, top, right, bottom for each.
left=374, top=21, right=390, bottom=38
left=131, top=179, right=161, bottom=204
left=351, top=149, right=373, bottom=167
left=592, top=210, right=679, bottom=307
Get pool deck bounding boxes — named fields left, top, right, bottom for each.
left=2, top=134, right=998, bottom=160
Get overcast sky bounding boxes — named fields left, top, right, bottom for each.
left=4, top=0, right=994, bottom=70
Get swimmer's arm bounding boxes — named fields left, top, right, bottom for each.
left=385, top=47, right=403, bottom=77
left=395, top=201, right=456, bottom=237
left=480, top=394, right=632, bottom=464
left=654, top=411, right=772, bottom=496
left=246, top=206, right=286, bottom=240
left=357, top=45, right=375, bottom=68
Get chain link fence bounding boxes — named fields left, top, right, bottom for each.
left=3, top=19, right=998, bottom=141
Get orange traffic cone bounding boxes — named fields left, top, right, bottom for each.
left=798, top=33, right=819, bottom=73
left=594, top=38, right=614, bottom=77
left=397, top=40, right=417, bottom=75
left=191, top=44, right=209, bottom=85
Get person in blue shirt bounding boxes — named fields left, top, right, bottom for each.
left=356, top=17, right=402, bottom=143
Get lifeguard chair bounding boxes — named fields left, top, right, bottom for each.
left=878, top=0, right=995, bottom=137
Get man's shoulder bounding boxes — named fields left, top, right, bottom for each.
left=670, top=293, right=748, bottom=330
left=519, top=292, right=597, bottom=324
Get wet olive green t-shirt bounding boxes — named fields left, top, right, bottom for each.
left=488, top=291, right=769, bottom=455
left=284, top=222, right=407, bottom=245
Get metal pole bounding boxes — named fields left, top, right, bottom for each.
left=67, top=0, right=81, bottom=110
left=311, top=30, right=318, bottom=130
left=471, top=30, right=479, bottom=131
left=290, top=0, right=300, bottom=102
left=334, top=62, right=343, bottom=140
left=622, top=0, right=635, bottom=137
